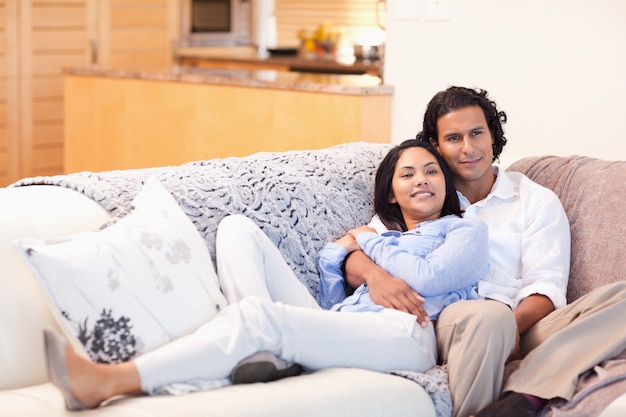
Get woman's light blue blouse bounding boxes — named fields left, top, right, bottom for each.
left=317, top=215, right=489, bottom=319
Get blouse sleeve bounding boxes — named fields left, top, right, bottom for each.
left=356, top=218, right=490, bottom=296
left=316, top=242, right=349, bottom=310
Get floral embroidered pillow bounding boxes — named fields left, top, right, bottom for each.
left=13, top=178, right=227, bottom=363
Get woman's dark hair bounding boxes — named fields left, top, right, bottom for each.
left=374, top=139, right=463, bottom=232
left=418, top=86, right=508, bottom=162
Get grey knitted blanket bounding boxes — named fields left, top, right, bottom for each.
left=12, top=142, right=451, bottom=417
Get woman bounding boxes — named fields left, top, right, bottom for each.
left=44, top=140, right=489, bottom=411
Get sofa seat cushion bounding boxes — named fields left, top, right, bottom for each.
left=0, top=368, right=436, bottom=417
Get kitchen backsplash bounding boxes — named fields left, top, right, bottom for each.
left=275, top=0, right=385, bottom=47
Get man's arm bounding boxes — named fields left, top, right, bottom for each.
left=515, top=294, right=554, bottom=334
left=344, top=250, right=429, bottom=326
left=508, top=294, right=555, bottom=360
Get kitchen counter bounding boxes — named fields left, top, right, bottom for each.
left=176, top=46, right=383, bottom=77
left=63, top=66, right=392, bottom=173
left=65, top=66, right=392, bottom=96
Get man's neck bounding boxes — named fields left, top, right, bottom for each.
left=455, top=170, right=497, bottom=205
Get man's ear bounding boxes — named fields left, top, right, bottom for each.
left=429, top=137, right=438, bottom=148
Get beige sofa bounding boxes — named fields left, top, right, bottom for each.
left=0, top=142, right=624, bottom=417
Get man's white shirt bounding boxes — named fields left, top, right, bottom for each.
left=369, top=166, right=571, bottom=311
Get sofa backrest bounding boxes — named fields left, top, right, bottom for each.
left=507, top=155, right=626, bottom=303
left=11, top=142, right=393, bottom=303
left=2, top=143, right=392, bottom=389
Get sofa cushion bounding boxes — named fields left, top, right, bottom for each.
left=507, top=156, right=626, bottom=302
left=0, top=368, right=436, bottom=417
left=0, top=185, right=110, bottom=389
left=12, top=178, right=227, bottom=363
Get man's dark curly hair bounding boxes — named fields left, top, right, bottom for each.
left=417, top=86, right=508, bottom=162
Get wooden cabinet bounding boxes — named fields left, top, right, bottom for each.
left=64, top=72, right=392, bottom=173
left=0, top=0, right=19, bottom=186
left=94, top=0, right=175, bottom=72
left=0, top=0, right=175, bottom=187
left=0, top=0, right=91, bottom=186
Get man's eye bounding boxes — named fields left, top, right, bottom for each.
left=447, top=135, right=459, bottom=141
left=471, top=130, right=483, bottom=136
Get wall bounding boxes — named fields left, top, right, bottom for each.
left=383, top=0, right=626, bottom=165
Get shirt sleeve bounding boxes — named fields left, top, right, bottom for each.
left=356, top=218, right=490, bottom=296
left=515, top=184, right=570, bottom=309
left=316, top=242, right=349, bottom=310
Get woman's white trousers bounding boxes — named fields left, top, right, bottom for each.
left=134, top=215, right=436, bottom=393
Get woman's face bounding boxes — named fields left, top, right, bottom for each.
left=390, top=146, right=446, bottom=229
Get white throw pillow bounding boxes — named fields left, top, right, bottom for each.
left=13, top=178, right=227, bottom=363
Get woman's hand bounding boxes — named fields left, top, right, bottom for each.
left=334, top=226, right=377, bottom=253
left=335, top=234, right=361, bottom=253
left=347, top=226, right=378, bottom=238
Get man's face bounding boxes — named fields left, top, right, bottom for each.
left=433, top=106, right=495, bottom=185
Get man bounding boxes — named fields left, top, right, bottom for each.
left=345, top=86, right=626, bottom=417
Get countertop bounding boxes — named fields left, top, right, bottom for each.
left=63, top=66, right=393, bottom=96
left=176, top=46, right=383, bottom=76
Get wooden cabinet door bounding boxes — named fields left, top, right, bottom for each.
left=18, top=0, right=92, bottom=181
left=0, top=0, right=91, bottom=186
left=0, top=0, right=19, bottom=186
left=95, top=0, right=175, bottom=71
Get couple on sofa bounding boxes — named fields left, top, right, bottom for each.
left=44, top=86, right=626, bottom=417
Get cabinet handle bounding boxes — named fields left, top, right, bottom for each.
left=90, top=39, right=99, bottom=70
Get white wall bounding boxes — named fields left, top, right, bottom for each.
left=383, top=0, right=626, bottom=165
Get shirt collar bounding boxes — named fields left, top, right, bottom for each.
left=458, top=166, right=518, bottom=209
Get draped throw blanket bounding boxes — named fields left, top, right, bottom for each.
left=12, top=142, right=452, bottom=417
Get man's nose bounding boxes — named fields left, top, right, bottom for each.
left=460, top=136, right=472, bottom=153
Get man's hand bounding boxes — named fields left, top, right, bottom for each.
left=510, top=294, right=554, bottom=360
left=344, top=251, right=430, bottom=327
left=367, top=273, right=430, bottom=327
left=507, top=324, right=521, bottom=362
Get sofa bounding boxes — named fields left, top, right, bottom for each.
left=0, top=142, right=624, bottom=417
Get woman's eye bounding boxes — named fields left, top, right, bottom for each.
left=427, top=169, right=438, bottom=175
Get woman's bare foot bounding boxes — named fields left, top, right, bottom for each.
left=44, top=330, right=142, bottom=410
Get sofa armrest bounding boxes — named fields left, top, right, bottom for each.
left=0, top=185, right=110, bottom=389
